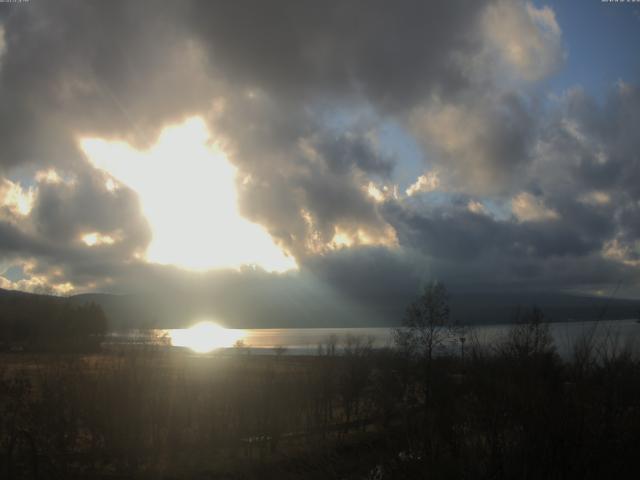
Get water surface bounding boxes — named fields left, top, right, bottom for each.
left=108, top=319, right=640, bottom=357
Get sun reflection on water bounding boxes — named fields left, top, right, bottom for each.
left=168, top=321, right=245, bottom=353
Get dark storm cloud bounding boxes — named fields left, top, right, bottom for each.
left=314, top=130, right=394, bottom=178
left=188, top=0, right=487, bottom=110
left=564, top=86, right=640, bottom=198
left=0, top=220, right=42, bottom=256
left=385, top=201, right=604, bottom=265
left=30, top=169, right=150, bottom=252
left=379, top=190, right=639, bottom=293
left=529, top=84, right=640, bottom=275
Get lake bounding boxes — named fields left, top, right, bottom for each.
left=107, top=319, right=640, bottom=357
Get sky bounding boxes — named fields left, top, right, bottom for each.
left=0, top=0, right=639, bottom=326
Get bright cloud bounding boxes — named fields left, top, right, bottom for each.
left=603, top=237, right=640, bottom=268
left=467, top=200, right=488, bottom=215
left=366, top=182, right=398, bottom=203
left=0, top=24, right=5, bottom=60
left=0, top=179, right=35, bottom=217
left=81, top=232, right=117, bottom=247
left=579, top=191, right=611, bottom=206
left=405, top=172, right=440, bottom=196
left=481, top=0, right=563, bottom=82
left=300, top=208, right=397, bottom=254
left=511, top=192, right=559, bottom=222
left=0, top=260, right=76, bottom=295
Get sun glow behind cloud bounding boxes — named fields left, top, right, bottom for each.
left=81, top=232, right=116, bottom=247
left=79, top=117, right=297, bottom=272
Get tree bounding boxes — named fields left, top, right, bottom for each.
left=502, top=305, right=555, bottom=359
left=395, top=282, right=455, bottom=364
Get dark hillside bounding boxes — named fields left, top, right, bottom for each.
left=0, top=288, right=107, bottom=351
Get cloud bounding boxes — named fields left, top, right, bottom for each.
left=406, top=172, right=440, bottom=196
left=188, top=0, right=489, bottom=110
left=81, top=232, right=117, bottom=247
left=579, top=191, right=611, bottom=207
left=0, top=0, right=213, bottom=172
left=467, top=200, right=488, bottom=215
left=511, top=192, right=559, bottom=223
left=410, top=92, right=535, bottom=194
left=406, top=0, right=562, bottom=195
left=479, top=0, right=563, bottom=82
left=0, top=0, right=639, bottom=322
left=0, top=23, right=5, bottom=60
left=0, top=162, right=151, bottom=294
left=382, top=198, right=637, bottom=294
left=0, top=178, right=34, bottom=218
left=0, top=0, right=520, bottom=265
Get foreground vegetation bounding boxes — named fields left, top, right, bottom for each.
left=2, top=285, right=640, bottom=479
left=1, top=332, right=639, bottom=478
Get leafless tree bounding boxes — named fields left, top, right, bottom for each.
left=395, top=282, right=455, bottom=364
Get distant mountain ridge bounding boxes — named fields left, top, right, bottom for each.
left=72, top=288, right=640, bottom=329
left=1, top=287, right=638, bottom=330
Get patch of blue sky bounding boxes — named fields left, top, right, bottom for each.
left=537, top=0, right=640, bottom=101
left=0, top=263, right=26, bottom=282
left=481, top=198, right=513, bottom=221
left=5, top=164, right=40, bottom=189
left=318, top=103, right=427, bottom=188
left=317, top=102, right=372, bottom=132
left=377, top=119, right=425, bottom=189
left=402, top=190, right=513, bottom=221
